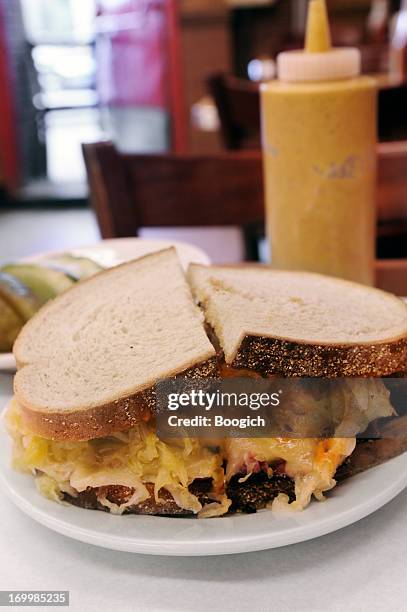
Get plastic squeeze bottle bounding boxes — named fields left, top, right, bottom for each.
left=261, top=0, right=377, bottom=285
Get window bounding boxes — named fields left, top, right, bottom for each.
left=20, top=0, right=96, bottom=44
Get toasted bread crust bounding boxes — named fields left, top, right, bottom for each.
left=64, top=484, right=198, bottom=516
left=231, top=335, right=407, bottom=377
left=64, top=479, right=217, bottom=516
left=336, top=415, right=407, bottom=480
left=17, top=357, right=219, bottom=441
left=63, top=476, right=294, bottom=516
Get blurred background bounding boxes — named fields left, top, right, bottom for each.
left=1, top=0, right=407, bottom=263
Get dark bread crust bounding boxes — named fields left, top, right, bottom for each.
left=227, top=472, right=295, bottom=513
left=19, top=357, right=219, bottom=441
left=336, top=415, right=407, bottom=480
left=65, top=485, right=194, bottom=516
left=232, top=335, right=407, bottom=377
left=64, top=480, right=215, bottom=517
left=63, top=476, right=294, bottom=516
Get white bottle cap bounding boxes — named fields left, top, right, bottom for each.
left=278, top=48, right=361, bottom=83
left=277, top=0, right=361, bottom=83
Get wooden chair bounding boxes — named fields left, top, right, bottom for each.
left=82, top=141, right=407, bottom=294
left=208, top=74, right=260, bottom=150
left=377, top=77, right=407, bottom=142
left=82, top=143, right=264, bottom=260
left=377, top=141, right=407, bottom=260
left=375, top=260, right=407, bottom=296
left=208, top=73, right=407, bottom=150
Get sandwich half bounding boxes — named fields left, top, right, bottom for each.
left=187, top=264, right=407, bottom=512
left=8, top=249, right=229, bottom=517
left=6, top=251, right=407, bottom=517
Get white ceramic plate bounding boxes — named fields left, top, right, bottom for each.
left=21, top=238, right=210, bottom=271
left=0, top=238, right=210, bottom=372
left=0, top=353, right=15, bottom=371
left=0, top=409, right=406, bottom=556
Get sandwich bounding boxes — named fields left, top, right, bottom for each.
left=187, top=264, right=407, bottom=511
left=6, top=248, right=407, bottom=517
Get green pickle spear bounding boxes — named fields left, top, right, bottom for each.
left=0, top=295, right=24, bottom=352
left=38, top=254, right=103, bottom=281
left=1, top=264, right=74, bottom=305
left=0, top=272, right=41, bottom=321
left=0, top=256, right=104, bottom=352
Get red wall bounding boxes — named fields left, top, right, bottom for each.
left=0, top=2, right=20, bottom=192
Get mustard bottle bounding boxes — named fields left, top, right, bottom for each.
left=261, top=0, right=377, bottom=285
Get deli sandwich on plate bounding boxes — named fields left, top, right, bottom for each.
left=6, top=249, right=407, bottom=518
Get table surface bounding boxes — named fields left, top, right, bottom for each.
left=1, top=371, right=406, bottom=612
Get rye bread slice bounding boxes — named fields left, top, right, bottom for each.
left=188, top=265, right=407, bottom=377
left=63, top=480, right=215, bottom=517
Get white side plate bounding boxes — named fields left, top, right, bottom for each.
left=0, top=409, right=406, bottom=556
left=0, top=238, right=210, bottom=372
left=21, top=238, right=210, bottom=270
left=0, top=354, right=16, bottom=372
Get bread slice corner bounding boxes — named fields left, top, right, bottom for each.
left=188, top=264, right=407, bottom=377
left=14, top=248, right=217, bottom=440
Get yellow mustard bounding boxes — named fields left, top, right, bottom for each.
left=261, top=0, right=377, bottom=285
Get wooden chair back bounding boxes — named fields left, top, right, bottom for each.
left=208, top=74, right=260, bottom=150
left=82, top=143, right=264, bottom=259
left=83, top=141, right=407, bottom=286
left=375, top=260, right=407, bottom=296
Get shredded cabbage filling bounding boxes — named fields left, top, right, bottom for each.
left=6, top=400, right=229, bottom=516
left=6, top=399, right=360, bottom=517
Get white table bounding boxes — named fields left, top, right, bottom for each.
left=1, top=370, right=406, bottom=612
